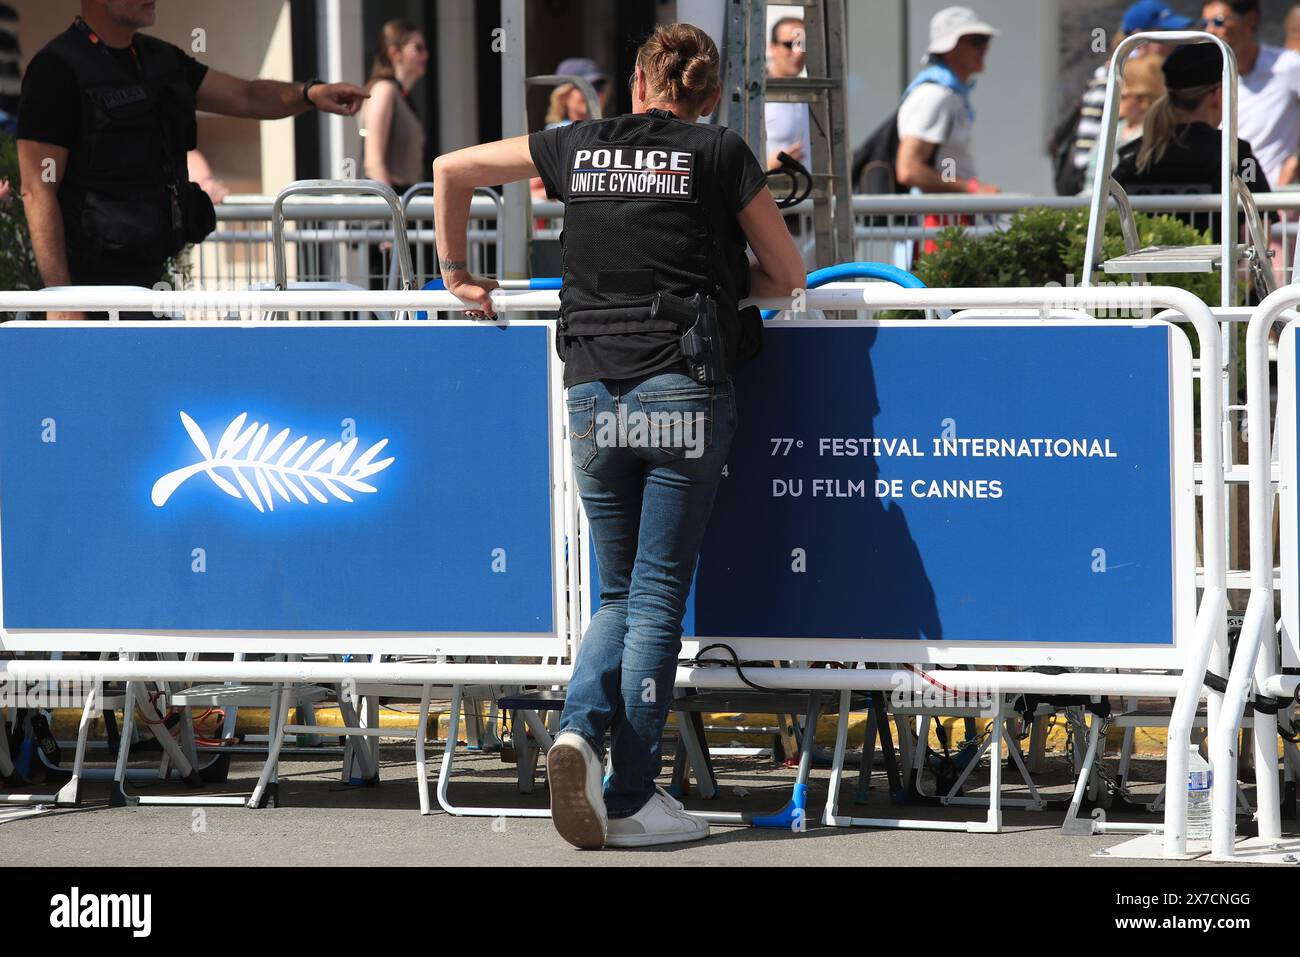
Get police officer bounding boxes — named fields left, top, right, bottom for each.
left=17, top=0, right=369, bottom=320
left=433, top=22, right=804, bottom=849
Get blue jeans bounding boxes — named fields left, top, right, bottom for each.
left=559, top=370, right=737, bottom=818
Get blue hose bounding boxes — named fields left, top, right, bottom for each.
left=760, top=261, right=925, bottom=321
left=421, top=277, right=561, bottom=291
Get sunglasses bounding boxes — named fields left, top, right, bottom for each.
left=1200, top=15, right=1235, bottom=27
left=774, top=40, right=802, bottom=50
left=962, top=34, right=991, bottom=49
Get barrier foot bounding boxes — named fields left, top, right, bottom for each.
left=250, top=782, right=279, bottom=809
left=183, top=769, right=204, bottom=789
left=1206, top=836, right=1300, bottom=864
left=1060, top=814, right=1097, bottom=837
left=108, top=780, right=130, bottom=808
left=750, top=783, right=807, bottom=829
left=1099, top=832, right=1205, bottom=860
left=1283, top=780, right=1296, bottom=821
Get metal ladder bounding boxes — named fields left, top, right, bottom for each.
left=1081, top=33, right=1274, bottom=588
left=1081, top=31, right=1276, bottom=306
left=719, top=0, right=853, bottom=268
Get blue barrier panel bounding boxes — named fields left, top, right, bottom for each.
left=0, top=322, right=563, bottom=654
left=587, top=320, right=1195, bottom=668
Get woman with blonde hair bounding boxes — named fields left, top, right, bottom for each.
left=433, top=23, right=805, bottom=850
left=1084, top=54, right=1165, bottom=185
left=1119, top=55, right=1165, bottom=145
left=545, top=82, right=578, bottom=127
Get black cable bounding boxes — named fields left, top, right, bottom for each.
left=686, top=643, right=785, bottom=692
left=764, top=151, right=813, bottom=209
left=1279, top=713, right=1300, bottom=744
left=1203, top=669, right=1290, bottom=715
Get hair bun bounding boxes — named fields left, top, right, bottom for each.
left=635, top=23, right=720, bottom=112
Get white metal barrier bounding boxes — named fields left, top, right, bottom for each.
left=188, top=190, right=1300, bottom=296
left=1227, top=287, right=1300, bottom=864
left=0, top=284, right=1228, bottom=855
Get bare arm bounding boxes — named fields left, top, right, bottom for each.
left=432, top=135, right=537, bottom=317
left=18, top=139, right=83, bottom=320
left=186, top=150, right=228, bottom=203
left=896, top=136, right=996, bottom=193
left=196, top=69, right=368, bottom=120
left=736, top=187, right=806, bottom=301
left=362, top=83, right=396, bottom=184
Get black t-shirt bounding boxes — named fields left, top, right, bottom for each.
left=17, top=34, right=208, bottom=149
left=529, top=117, right=768, bottom=386
left=18, top=26, right=208, bottom=288
left=1113, top=122, right=1270, bottom=240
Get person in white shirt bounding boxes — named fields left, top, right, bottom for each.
left=764, top=16, right=811, bottom=170
left=1203, top=0, right=1300, bottom=186
left=895, top=6, right=1000, bottom=195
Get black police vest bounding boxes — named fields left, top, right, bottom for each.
left=554, top=111, right=752, bottom=367
left=44, top=24, right=198, bottom=269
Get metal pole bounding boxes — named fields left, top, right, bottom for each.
left=499, top=0, right=528, bottom=280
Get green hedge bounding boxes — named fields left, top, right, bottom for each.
left=0, top=132, right=41, bottom=292
left=895, top=205, right=1222, bottom=311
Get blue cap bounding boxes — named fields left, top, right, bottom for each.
left=1121, top=0, right=1194, bottom=33
left=555, top=57, right=609, bottom=88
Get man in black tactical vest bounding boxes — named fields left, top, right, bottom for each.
left=17, top=0, right=369, bottom=320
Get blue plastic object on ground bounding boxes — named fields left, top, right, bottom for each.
left=751, top=782, right=808, bottom=829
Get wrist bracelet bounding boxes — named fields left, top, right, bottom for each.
left=302, top=78, right=321, bottom=107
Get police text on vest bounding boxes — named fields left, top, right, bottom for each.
left=569, top=148, right=695, bottom=199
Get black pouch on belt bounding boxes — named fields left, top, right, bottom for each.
left=181, top=181, right=217, bottom=245
left=652, top=290, right=726, bottom=385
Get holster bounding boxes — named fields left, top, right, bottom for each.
left=652, top=291, right=727, bottom=386
left=556, top=292, right=729, bottom=386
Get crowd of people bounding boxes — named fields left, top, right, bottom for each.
left=18, top=0, right=1300, bottom=301
left=344, top=0, right=1300, bottom=220
left=1055, top=0, right=1300, bottom=201
left=841, top=1, right=1300, bottom=211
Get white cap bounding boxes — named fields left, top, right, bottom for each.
left=926, top=6, right=999, bottom=55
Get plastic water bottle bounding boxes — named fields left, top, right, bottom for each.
left=1186, top=746, right=1212, bottom=841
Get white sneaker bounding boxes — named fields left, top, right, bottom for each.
left=604, top=786, right=710, bottom=848
left=546, top=732, right=607, bottom=849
